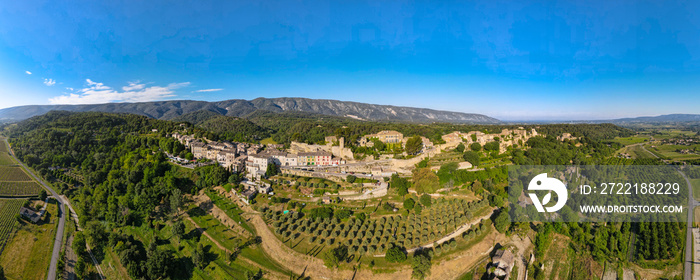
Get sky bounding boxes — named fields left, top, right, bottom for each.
left=1, top=0, right=699, bottom=121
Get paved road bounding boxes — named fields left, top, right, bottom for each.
left=678, top=169, right=697, bottom=280
left=3, top=138, right=65, bottom=280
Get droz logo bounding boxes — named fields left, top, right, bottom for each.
left=528, top=173, right=568, bottom=213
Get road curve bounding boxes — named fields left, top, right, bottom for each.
left=3, top=138, right=65, bottom=280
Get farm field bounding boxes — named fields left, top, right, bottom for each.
left=0, top=166, right=32, bottom=181
left=0, top=181, right=41, bottom=197
left=618, top=144, right=656, bottom=159
left=649, top=144, right=700, bottom=160
left=0, top=153, right=15, bottom=165
left=0, top=199, right=25, bottom=254
left=610, top=136, right=649, bottom=145
left=264, top=197, right=491, bottom=270
left=0, top=199, right=57, bottom=280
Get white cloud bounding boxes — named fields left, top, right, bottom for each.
left=122, top=81, right=145, bottom=91
left=48, top=79, right=190, bottom=105
left=66, top=87, right=74, bottom=91
left=25, top=71, right=32, bottom=75
left=43, top=78, right=56, bottom=86
left=194, top=88, right=223, bottom=92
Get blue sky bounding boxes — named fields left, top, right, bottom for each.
left=1, top=0, right=699, bottom=120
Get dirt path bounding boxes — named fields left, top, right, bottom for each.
left=508, top=234, right=533, bottom=280
left=63, top=235, right=77, bottom=280
left=193, top=190, right=251, bottom=238
left=184, top=214, right=287, bottom=280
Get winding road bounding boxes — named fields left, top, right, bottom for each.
left=3, top=138, right=65, bottom=280
left=3, top=138, right=104, bottom=280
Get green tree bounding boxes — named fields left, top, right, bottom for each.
left=385, top=245, right=407, bottom=262
left=193, top=242, right=206, bottom=269
left=411, top=251, right=432, bottom=280
left=38, top=189, right=47, bottom=201
left=403, top=198, right=415, bottom=210
left=323, top=245, right=348, bottom=268
left=455, top=143, right=465, bottom=153
left=73, top=231, right=87, bottom=257
left=462, top=151, right=480, bottom=166
left=419, top=194, right=432, bottom=207
left=484, top=141, right=500, bottom=152
left=0, top=265, right=4, bottom=280
left=172, top=220, right=185, bottom=240
left=170, top=188, right=183, bottom=217
left=146, top=241, right=173, bottom=279
left=469, top=142, right=482, bottom=151
left=346, top=175, right=357, bottom=184
left=265, top=163, right=278, bottom=177
left=412, top=169, right=439, bottom=194
left=391, top=174, right=410, bottom=196
left=85, top=221, right=107, bottom=249
left=75, top=256, right=87, bottom=279
left=405, top=136, right=423, bottom=155
left=493, top=210, right=510, bottom=233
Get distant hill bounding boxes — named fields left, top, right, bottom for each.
left=609, top=114, right=700, bottom=123
left=0, top=97, right=499, bottom=124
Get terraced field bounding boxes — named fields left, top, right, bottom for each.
left=0, top=199, right=25, bottom=254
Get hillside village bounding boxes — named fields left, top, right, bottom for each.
left=170, top=127, right=540, bottom=204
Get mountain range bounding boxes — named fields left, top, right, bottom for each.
left=0, top=97, right=499, bottom=124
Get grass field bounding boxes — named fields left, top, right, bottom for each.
left=692, top=179, right=700, bottom=201
left=649, top=130, right=697, bottom=140
left=694, top=207, right=700, bottom=227
left=0, top=166, right=31, bottom=181
left=260, top=137, right=277, bottom=145
left=0, top=199, right=58, bottom=280
left=611, top=136, right=650, bottom=145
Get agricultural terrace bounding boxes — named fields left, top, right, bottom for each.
left=263, top=197, right=491, bottom=269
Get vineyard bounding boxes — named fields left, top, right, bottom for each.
left=0, top=199, right=25, bottom=255
left=0, top=182, right=41, bottom=197
left=0, top=153, right=14, bottom=165
left=0, top=167, right=31, bottom=181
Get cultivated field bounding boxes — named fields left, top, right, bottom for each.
left=0, top=181, right=41, bottom=197
left=0, top=166, right=32, bottom=181
left=0, top=199, right=24, bottom=254
left=0, top=199, right=58, bottom=280
left=0, top=153, right=15, bottom=165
